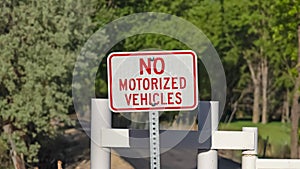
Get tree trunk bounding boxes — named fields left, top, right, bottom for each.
left=281, top=101, right=286, bottom=123
left=290, top=25, right=300, bottom=159
left=261, top=58, right=268, bottom=124
left=282, top=89, right=290, bottom=123
left=246, top=59, right=261, bottom=123
left=228, top=88, right=251, bottom=124
left=286, top=89, right=291, bottom=122
left=3, top=124, right=26, bottom=169
left=291, top=78, right=300, bottom=159
left=253, top=80, right=261, bottom=123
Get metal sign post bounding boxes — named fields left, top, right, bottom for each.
left=149, top=111, right=160, bottom=169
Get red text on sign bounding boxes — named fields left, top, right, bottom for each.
left=124, top=92, right=182, bottom=106
left=118, top=57, right=188, bottom=107
left=119, top=77, right=186, bottom=91
left=140, top=58, right=165, bottom=75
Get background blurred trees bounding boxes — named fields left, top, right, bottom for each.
left=97, top=0, right=299, bottom=124
left=0, top=0, right=95, bottom=168
left=93, top=0, right=300, bottom=157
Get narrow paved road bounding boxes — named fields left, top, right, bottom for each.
left=114, top=148, right=241, bottom=169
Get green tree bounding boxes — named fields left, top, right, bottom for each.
left=0, top=0, right=95, bottom=167
left=271, top=0, right=300, bottom=158
left=209, top=0, right=278, bottom=124
left=93, top=0, right=209, bottom=128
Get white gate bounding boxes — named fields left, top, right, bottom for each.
left=91, top=99, right=300, bottom=169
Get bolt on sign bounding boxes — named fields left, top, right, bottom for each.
left=107, top=50, right=198, bottom=112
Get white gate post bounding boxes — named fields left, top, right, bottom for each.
left=242, top=127, right=258, bottom=169
left=197, top=101, right=219, bottom=169
left=91, top=99, right=111, bottom=169
left=197, top=150, right=218, bottom=169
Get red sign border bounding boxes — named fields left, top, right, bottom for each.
left=107, top=50, right=198, bottom=112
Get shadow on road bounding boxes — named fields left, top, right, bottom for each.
left=114, top=148, right=240, bottom=169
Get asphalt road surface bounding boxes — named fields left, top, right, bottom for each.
left=114, top=148, right=241, bottom=169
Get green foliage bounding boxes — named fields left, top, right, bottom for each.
left=93, top=0, right=300, bottom=121
left=219, top=121, right=300, bottom=158
left=221, top=121, right=291, bottom=145
left=94, top=0, right=214, bottom=101
left=271, top=0, right=300, bottom=86
left=220, top=121, right=293, bottom=157
left=0, top=0, right=95, bottom=166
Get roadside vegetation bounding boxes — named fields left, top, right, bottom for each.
left=220, top=121, right=293, bottom=158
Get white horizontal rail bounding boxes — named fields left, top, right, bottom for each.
left=212, top=131, right=255, bottom=150
left=101, top=129, right=130, bottom=148
left=100, top=129, right=256, bottom=150
left=256, top=159, right=300, bottom=169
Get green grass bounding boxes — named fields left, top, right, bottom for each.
left=220, top=121, right=291, bottom=146
left=219, top=121, right=292, bottom=157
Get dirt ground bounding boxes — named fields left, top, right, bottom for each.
left=62, top=128, right=133, bottom=169
left=64, top=153, right=134, bottom=169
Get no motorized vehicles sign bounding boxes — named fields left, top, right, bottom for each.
left=107, top=50, right=198, bottom=112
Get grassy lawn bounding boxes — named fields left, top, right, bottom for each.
left=219, top=121, right=292, bottom=158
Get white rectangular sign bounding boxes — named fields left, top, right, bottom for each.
left=107, top=50, right=198, bottom=112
